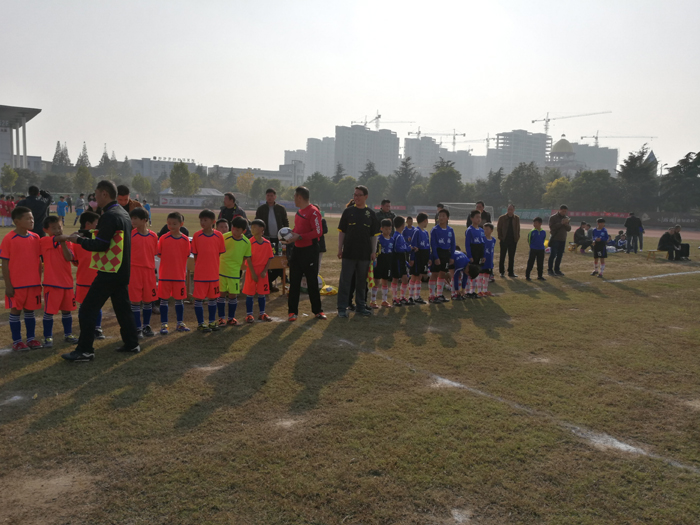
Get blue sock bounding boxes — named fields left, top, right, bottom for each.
left=143, top=305, right=152, bottom=327
left=160, top=299, right=169, bottom=324
left=96, top=308, right=103, bottom=328
left=246, top=296, right=254, bottom=316
left=194, top=300, right=204, bottom=325
left=25, top=311, right=36, bottom=341
left=9, top=314, right=21, bottom=344
left=217, top=297, right=226, bottom=318
left=43, top=313, right=54, bottom=338
left=175, top=300, right=184, bottom=323
left=228, top=297, right=237, bottom=319
left=208, top=300, right=217, bottom=322
left=62, top=313, right=72, bottom=335
left=258, top=296, right=266, bottom=314
left=132, top=304, right=142, bottom=329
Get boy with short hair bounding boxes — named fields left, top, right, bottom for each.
left=465, top=210, right=485, bottom=297
left=479, top=223, right=497, bottom=297
left=402, top=216, right=416, bottom=246
left=1, top=208, right=42, bottom=350
left=429, top=208, right=455, bottom=303
left=525, top=217, right=547, bottom=281
left=591, top=218, right=609, bottom=278
left=191, top=209, right=226, bottom=332
left=409, top=212, right=430, bottom=304
left=218, top=216, right=251, bottom=326
left=371, top=219, right=395, bottom=308
left=56, top=196, right=69, bottom=225
left=40, top=216, right=78, bottom=346
left=242, top=219, right=274, bottom=323
left=129, top=207, right=159, bottom=338
left=157, top=212, right=192, bottom=334
left=74, top=211, right=105, bottom=339
left=451, top=247, right=481, bottom=299
left=216, top=218, right=230, bottom=234
left=392, top=216, right=411, bottom=305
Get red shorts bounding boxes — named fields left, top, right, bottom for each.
left=75, top=284, right=90, bottom=304
left=44, top=287, right=76, bottom=315
left=242, top=274, right=270, bottom=296
left=193, top=281, right=220, bottom=300
left=158, top=280, right=187, bottom=300
left=129, top=266, right=157, bottom=303
left=5, top=285, right=42, bottom=311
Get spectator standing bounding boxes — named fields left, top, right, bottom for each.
left=17, top=186, right=52, bottom=237
left=573, top=221, right=593, bottom=253
left=375, top=199, right=396, bottom=234
left=74, top=193, right=86, bottom=225
left=117, top=185, right=143, bottom=213
left=66, top=195, right=73, bottom=214
left=218, top=192, right=248, bottom=234
left=623, top=212, right=643, bottom=254
left=496, top=204, right=520, bottom=278
left=337, top=185, right=380, bottom=318
left=315, top=205, right=328, bottom=272
left=254, top=188, right=289, bottom=292
left=547, top=204, right=571, bottom=276
left=143, top=199, right=152, bottom=225
left=467, top=201, right=491, bottom=227
left=56, top=196, right=69, bottom=225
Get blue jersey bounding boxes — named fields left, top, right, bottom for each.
left=430, top=225, right=455, bottom=261
left=410, top=228, right=430, bottom=261
left=464, top=226, right=485, bottom=261
left=452, top=250, right=469, bottom=271
left=402, top=226, right=416, bottom=246
left=528, top=229, right=547, bottom=250
left=377, top=234, right=396, bottom=255
left=392, top=231, right=411, bottom=254
left=56, top=201, right=69, bottom=216
left=144, top=203, right=151, bottom=217
left=482, top=237, right=496, bottom=270
left=592, top=227, right=609, bottom=244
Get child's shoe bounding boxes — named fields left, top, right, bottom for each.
left=414, top=296, right=426, bottom=304
left=370, top=302, right=379, bottom=309
left=137, top=329, right=144, bottom=339
left=160, top=324, right=169, bottom=335
left=12, top=341, right=29, bottom=352
left=44, top=337, right=54, bottom=347
left=218, top=317, right=227, bottom=327
left=197, top=323, right=211, bottom=333
left=484, top=291, right=494, bottom=297
left=392, top=299, right=402, bottom=307
left=288, top=313, right=297, bottom=322
left=94, top=328, right=106, bottom=339
left=65, top=334, right=79, bottom=344
left=245, top=315, right=255, bottom=324
left=400, top=298, right=409, bottom=306
left=27, top=340, right=44, bottom=349
left=381, top=300, right=391, bottom=307
left=406, top=298, right=415, bottom=306
left=438, top=294, right=449, bottom=302
left=259, top=313, right=272, bottom=322
left=227, top=318, right=238, bottom=326
left=209, top=321, right=220, bottom=331
left=477, top=292, right=485, bottom=298
left=176, top=323, right=190, bottom=332
left=142, top=326, right=155, bottom=337
left=598, top=273, right=604, bottom=279
left=591, top=270, right=598, bottom=276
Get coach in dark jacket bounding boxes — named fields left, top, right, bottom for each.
left=59, top=180, right=139, bottom=362
left=623, top=212, right=642, bottom=253
left=254, top=188, right=289, bottom=291
left=17, top=186, right=52, bottom=237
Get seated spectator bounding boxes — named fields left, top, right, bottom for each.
left=674, top=225, right=691, bottom=261
left=617, top=234, right=627, bottom=251
left=573, top=221, right=592, bottom=253
left=658, top=227, right=682, bottom=260
left=613, top=230, right=624, bottom=244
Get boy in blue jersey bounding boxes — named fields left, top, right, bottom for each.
left=402, top=216, right=416, bottom=246
left=392, top=216, right=412, bottom=305
left=591, top=218, right=609, bottom=278
left=429, top=208, right=455, bottom=303
left=409, top=212, right=430, bottom=304
left=465, top=210, right=485, bottom=297
left=479, top=223, right=497, bottom=297
left=525, top=217, right=547, bottom=281
left=451, top=247, right=482, bottom=300
left=56, top=196, right=69, bottom=225
left=371, top=219, right=395, bottom=307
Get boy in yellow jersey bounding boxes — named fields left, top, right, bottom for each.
left=217, top=216, right=251, bottom=326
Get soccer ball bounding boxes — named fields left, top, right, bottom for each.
left=278, top=227, right=294, bottom=241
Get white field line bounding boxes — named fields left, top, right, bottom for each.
left=605, top=270, right=700, bottom=283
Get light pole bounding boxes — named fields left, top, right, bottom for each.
left=657, top=163, right=668, bottom=211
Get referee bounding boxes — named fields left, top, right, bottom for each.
left=58, top=180, right=140, bottom=362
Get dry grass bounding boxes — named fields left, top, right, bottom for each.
left=1, top=208, right=699, bottom=524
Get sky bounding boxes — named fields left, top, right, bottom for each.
left=4, top=0, right=699, bottom=173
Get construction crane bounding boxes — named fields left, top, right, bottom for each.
left=580, top=131, right=658, bottom=147
left=408, top=129, right=466, bottom=152
left=532, top=111, right=612, bottom=136
left=454, top=133, right=497, bottom=152
left=352, top=110, right=414, bottom=130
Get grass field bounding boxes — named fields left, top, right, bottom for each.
left=1, top=208, right=699, bottom=524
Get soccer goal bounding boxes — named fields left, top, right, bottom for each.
left=441, top=203, right=495, bottom=222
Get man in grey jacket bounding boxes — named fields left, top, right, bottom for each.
left=548, top=204, right=571, bottom=276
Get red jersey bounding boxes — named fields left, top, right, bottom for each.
left=157, top=232, right=191, bottom=281
left=131, top=229, right=158, bottom=269
left=8, top=200, right=16, bottom=213
left=0, top=231, right=42, bottom=288
left=40, top=236, right=75, bottom=289
left=249, top=237, right=274, bottom=272
left=191, top=230, right=226, bottom=282
left=74, top=243, right=97, bottom=287
left=293, top=204, right=323, bottom=248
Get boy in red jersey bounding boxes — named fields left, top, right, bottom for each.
left=157, top=212, right=192, bottom=334
left=73, top=211, right=105, bottom=340
left=242, top=219, right=274, bottom=323
left=0, top=195, right=7, bottom=227
left=8, top=196, right=16, bottom=225
left=191, top=209, right=226, bottom=332
left=1, top=206, right=43, bottom=351
left=129, top=208, right=159, bottom=338
left=40, top=216, right=78, bottom=347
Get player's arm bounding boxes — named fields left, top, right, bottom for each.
left=248, top=257, right=258, bottom=281
left=2, top=259, right=13, bottom=297
left=370, top=234, right=378, bottom=261
left=59, top=240, right=73, bottom=262
left=464, top=232, right=473, bottom=261
left=337, top=232, right=345, bottom=259
left=71, top=215, right=116, bottom=252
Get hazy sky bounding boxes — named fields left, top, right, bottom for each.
left=4, top=0, right=699, bottom=173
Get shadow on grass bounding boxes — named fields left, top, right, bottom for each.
left=453, top=296, right=513, bottom=339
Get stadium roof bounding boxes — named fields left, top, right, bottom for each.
left=0, top=105, right=42, bottom=126
left=160, top=187, right=225, bottom=197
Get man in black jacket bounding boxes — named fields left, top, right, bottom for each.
left=17, top=186, right=52, bottom=237
left=218, top=192, right=249, bottom=234
left=254, top=188, right=289, bottom=291
left=58, top=180, right=140, bottom=362
left=623, top=212, right=642, bottom=253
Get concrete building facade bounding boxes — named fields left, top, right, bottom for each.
left=128, top=158, right=197, bottom=180
left=335, top=125, right=399, bottom=179
left=493, top=129, right=552, bottom=174
left=0, top=105, right=42, bottom=171
left=305, top=137, right=335, bottom=178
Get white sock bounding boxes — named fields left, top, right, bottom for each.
left=371, top=287, right=378, bottom=302
left=381, top=285, right=388, bottom=302
left=429, top=279, right=436, bottom=297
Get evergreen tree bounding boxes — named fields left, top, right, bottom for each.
left=76, top=142, right=91, bottom=168
left=390, top=156, right=418, bottom=205
left=170, top=162, right=196, bottom=197
left=659, top=151, right=700, bottom=212
left=73, top=165, right=94, bottom=194
left=500, top=162, right=545, bottom=208
left=98, top=144, right=110, bottom=167
left=226, top=168, right=237, bottom=191
left=121, top=156, right=134, bottom=178
left=51, top=141, right=64, bottom=173
left=1, top=164, right=19, bottom=193
left=617, top=146, right=658, bottom=211
left=62, top=143, right=71, bottom=165
left=333, top=163, right=346, bottom=184
left=427, top=158, right=463, bottom=204
left=475, top=168, right=506, bottom=209
left=358, top=161, right=379, bottom=183
left=305, top=171, right=334, bottom=204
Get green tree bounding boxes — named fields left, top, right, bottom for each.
left=474, top=168, right=506, bottom=209
left=333, top=163, right=346, bottom=184
left=542, top=177, right=573, bottom=208
left=226, top=168, right=237, bottom=191
left=170, top=162, right=196, bottom=197
left=335, top=176, right=357, bottom=204
left=73, top=165, right=94, bottom=195
left=461, top=181, right=477, bottom=203
left=617, top=146, right=658, bottom=211
left=42, top=173, right=73, bottom=193
left=51, top=141, right=63, bottom=172
left=365, top=175, right=389, bottom=203
left=121, top=156, right=134, bottom=178
left=659, top=151, right=700, bottom=212
left=250, top=177, right=282, bottom=201
left=236, top=171, right=255, bottom=196
left=568, top=170, right=620, bottom=210
left=76, top=142, right=91, bottom=168
left=542, top=167, right=566, bottom=184
left=500, top=162, right=545, bottom=208
left=132, top=174, right=152, bottom=197
left=1, top=164, right=19, bottom=193
left=305, top=171, right=334, bottom=204
left=427, top=158, right=463, bottom=204
left=390, top=156, right=418, bottom=205
left=14, top=168, right=41, bottom=192
left=98, top=145, right=110, bottom=167
left=358, top=161, right=379, bottom=183
left=406, top=183, right=426, bottom=205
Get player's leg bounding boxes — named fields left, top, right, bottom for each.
left=61, top=309, right=78, bottom=343
left=288, top=248, right=303, bottom=317
left=257, top=278, right=271, bottom=321
left=131, top=301, right=143, bottom=337
left=536, top=250, right=545, bottom=278
left=525, top=250, right=535, bottom=280
left=207, top=282, right=220, bottom=330
left=245, top=294, right=255, bottom=323
left=300, top=246, right=323, bottom=316
left=354, top=260, right=370, bottom=313
left=390, top=275, right=398, bottom=305
left=592, top=257, right=599, bottom=275
left=401, top=274, right=409, bottom=304
left=193, top=282, right=207, bottom=330
left=110, top=284, right=140, bottom=350
left=9, top=306, right=24, bottom=348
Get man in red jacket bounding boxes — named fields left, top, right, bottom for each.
left=284, top=186, right=325, bottom=321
